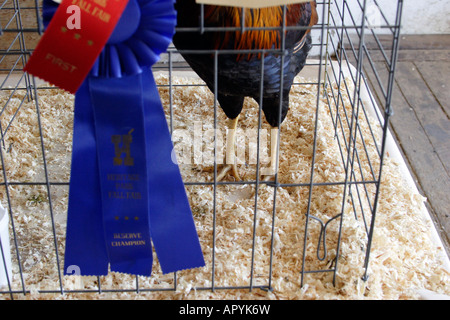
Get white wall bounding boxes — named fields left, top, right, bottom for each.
left=340, top=0, right=450, bottom=34
left=401, top=0, right=449, bottom=34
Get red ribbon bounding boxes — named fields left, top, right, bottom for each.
left=24, top=0, right=129, bottom=93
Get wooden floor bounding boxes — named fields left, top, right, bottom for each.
left=363, top=35, right=450, bottom=256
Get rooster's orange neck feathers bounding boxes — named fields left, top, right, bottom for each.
left=204, top=6, right=284, bottom=59
left=204, top=4, right=315, bottom=60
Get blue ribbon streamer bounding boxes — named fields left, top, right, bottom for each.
left=43, top=0, right=205, bottom=276
left=89, top=73, right=154, bottom=276
left=64, top=80, right=108, bottom=275
left=141, top=69, right=205, bottom=273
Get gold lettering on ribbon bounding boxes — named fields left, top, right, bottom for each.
left=112, top=129, right=135, bottom=166
left=93, top=0, right=107, bottom=7
left=45, top=53, right=78, bottom=73
left=71, top=0, right=112, bottom=23
left=106, top=173, right=142, bottom=200
left=111, top=233, right=146, bottom=247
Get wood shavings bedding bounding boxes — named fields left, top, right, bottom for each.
left=0, top=72, right=448, bottom=300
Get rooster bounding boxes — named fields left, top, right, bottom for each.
left=173, top=0, right=318, bottom=180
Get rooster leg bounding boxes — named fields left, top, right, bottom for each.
left=261, top=127, right=279, bottom=181
left=216, top=115, right=241, bottom=181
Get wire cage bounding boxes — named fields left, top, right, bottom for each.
left=0, top=0, right=403, bottom=299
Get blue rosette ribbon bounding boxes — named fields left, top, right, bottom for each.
left=43, top=0, right=205, bottom=276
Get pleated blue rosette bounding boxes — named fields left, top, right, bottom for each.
left=43, top=0, right=205, bottom=276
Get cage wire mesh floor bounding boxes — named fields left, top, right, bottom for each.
left=0, top=0, right=449, bottom=300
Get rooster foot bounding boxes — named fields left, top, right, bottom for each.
left=202, top=164, right=241, bottom=181
left=262, top=174, right=276, bottom=182
left=217, top=164, right=241, bottom=181
left=261, top=165, right=276, bottom=182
